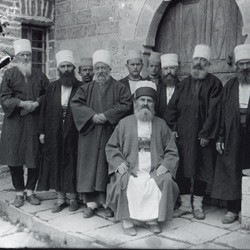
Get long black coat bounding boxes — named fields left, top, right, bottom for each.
left=37, top=78, right=82, bottom=192
left=165, top=74, right=223, bottom=183
left=0, top=67, right=49, bottom=168
left=71, top=77, right=132, bottom=193
left=211, top=77, right=250, bottom=200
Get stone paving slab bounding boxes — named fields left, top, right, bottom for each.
left=119, top=235, right=192, bottom=249
left=83, top=222, right=153, bottom=246
left=160, top=221, right=230, bottom=245
left=214, top=231, right=250, bottom=249
left=189, top=242, right=233, bottom=249
left=0, top=231, right=49, bottom=248
left=0, top=218, right=17, bottom=236
left=48, top=212, right=114, bottom=234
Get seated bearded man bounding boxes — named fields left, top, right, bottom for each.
left=105, top=80, right=180, bottom=236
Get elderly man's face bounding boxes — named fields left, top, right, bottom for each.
left=79, top=65, right=94, bottom=83
left=236, top=59, right=250, bottom=84
left=16, top=51, right=32, bottom=64
left=147, top=61, right=161, bottom=78
left=134, top=95, right=155, bottom=121
left=126, top=58, right=143, bottom=78
left=191, top=57, right=210, bottom=80
left=94, top=62, right=111, bottom=84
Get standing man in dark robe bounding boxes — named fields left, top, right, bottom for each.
left=145, top=51, right=162, bottom=88
left=157, top=53, right=180, bottom=118
left=37, top=50, right=82, bottom=213
left=0, top=39, right=49, bottom=208
left=105, top=81, right=179, bottom=236
left=119, top=49, right=144, bottom=95
left=71, top=49, right=132, bottom=218
left=165, top=44, right=223, bottom=220
left=78, top=57, right=94, bottom=84
left=211, top=44, right=250, bottom=224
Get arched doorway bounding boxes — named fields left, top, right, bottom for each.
left=154, top=0, right=246, bottom=83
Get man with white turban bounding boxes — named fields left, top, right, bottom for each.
left=165, top=44, right=223, bottom=220
left=105, top=80, right=179, bottom=236
left=37, top=50, right=82, bottom=213
left=71, top=49, right=132, bottom=218
left=211, top=43, right=250, bottom=224
left=0, top=39, right=49, bottom=208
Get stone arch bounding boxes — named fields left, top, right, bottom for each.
left=135, top=0, right=249, bottom=52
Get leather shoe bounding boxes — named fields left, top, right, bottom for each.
left=26, top=194, right=40, bottom=205
left=173, top=208, right=191, bottom=218
left=13, top=195, right=24, bottom=208
left=193, top=209, right=205, bottom=220
left=69, top=200, right=80, bottom=212
left=222, top=212, right=238, bottom=224
left=104, top=207, right=114, bottom=218
left=123, top=226, right=137, bottom=236
left=52, top=202, right=68, bottom=213
left=83, top=207, right=95, bottom=218
left=147, top=223, right=162, bottom=234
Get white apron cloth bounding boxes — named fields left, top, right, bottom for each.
left=127, top=120, right=162, bottom=221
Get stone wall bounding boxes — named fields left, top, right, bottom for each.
left=0, top=0, right=55, bottom=80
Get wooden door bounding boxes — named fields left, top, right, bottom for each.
left=155, top=0, right=246, bottom=84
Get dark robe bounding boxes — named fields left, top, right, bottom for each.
left=156, top=78, right=180, bottom=119
left=37, top=78, right=82, bottom=192
left=211, top=77, right=250, bottom=200
left=0, top=66, right=49, bottom=168
left=70, top=76, right=132, bottom=194
left=165, top=73, right=223, bottom=183
left=105, top=115, right=179, bottom=221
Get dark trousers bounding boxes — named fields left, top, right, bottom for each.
left=227, top=199, right=241, bottom=213
left=178, top=176, right=207, bottom=196
left=9, top=166, right=39, bottom=191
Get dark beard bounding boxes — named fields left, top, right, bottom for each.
left=236, top=68, right=250, bottom=84
left=59, top=71, right=76, bottom=87
left=161, top=74, right=179, bottom=87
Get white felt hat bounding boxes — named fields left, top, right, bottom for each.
left=80, top=57, right=93, bottom=67
left=14, top=39, right=31, bottom=56
left=193, top=44, right=211, bottom=61
left=126, top=49, right=143, bottom=61
left=134, top=80, right=157, bottom=100
left=93, top=49, right=111, bottom=67
left=56, top=50, right=75, bottom=68
left=148, top=51, right=161, bottom=63
left=161, top=53, right=179, bottom=68
left=234, top=44, right=250, bottom=63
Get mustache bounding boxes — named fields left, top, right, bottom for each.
left=141, top=105, right=150, bottom=110
left=192, top=64, right=203, bottom=70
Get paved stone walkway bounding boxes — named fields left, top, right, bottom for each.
left=0, top=170, right=249, bottom=249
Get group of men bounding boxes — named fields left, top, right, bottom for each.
left=0, top=38, right=249, bottom=236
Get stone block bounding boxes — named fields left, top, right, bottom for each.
left=65, top=231, right=97, bottom=248
left=92, top=6, right=113, bottom=22
left=241, top=216, right=250, bottom=231
left=120, top=235, right=191, bottom=249
left=87, top=23, right=97, bottom=37
left=0, top=218, right=16, bottom=236
left=96, top=21, right=119, bottom=35
left=84, top=222, right=152, bottom=246
left=56, top=1, right=71, bottom=15
left=242, top=194, right=250, bottom=217
left=160, top=221, right=229, bottom=245
left=72, top=0, right=88, bottom=11
left=242, top=176, right=250, bottom=194
left=67, top=25, right=88, bottom=39
left=214, top=231, right=250, bottom=249
left=88, top=0, right=105, bottom=8
left=56, top=14, right=76, bottom=28
left=56, top=28, right=68, bottom=40
left=76, top=9, right=92, bottom=24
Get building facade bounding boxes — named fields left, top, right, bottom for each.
left=1, top=0, right=250, bottom=82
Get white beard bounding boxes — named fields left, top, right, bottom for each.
left=17, top=62, right=32, bottom=77
left=134, top=107, right=154, bottom=122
